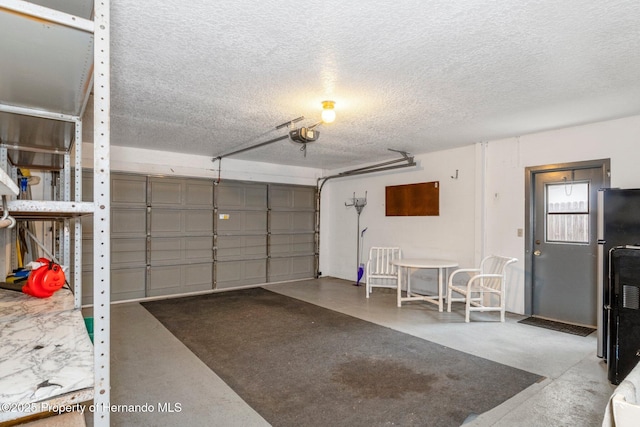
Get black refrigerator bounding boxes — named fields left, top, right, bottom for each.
left=597, top=189, right=640, bottom=379
left=608, top=246, right=640, bottom=383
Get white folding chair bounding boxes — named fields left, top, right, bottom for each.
left=446, top=255, right=518, bottom=322
left=365, top=247, right=402, bottom=298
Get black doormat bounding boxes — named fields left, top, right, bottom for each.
left=142, top=288, right=543, bottom=427
left=518, top=317, right=595, bottom=337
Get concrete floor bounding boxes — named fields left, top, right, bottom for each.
left=85, top=277, right=615, bottom=426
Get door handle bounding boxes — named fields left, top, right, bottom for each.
left=533, top=250, right=541, bottom=256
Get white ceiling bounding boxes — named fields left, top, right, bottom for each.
left=92, top=0, right=640, bottom=170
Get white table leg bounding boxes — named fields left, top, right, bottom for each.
left=397, top=267, right=402, bottom=307
left=437, top=267, right=443, bottom=312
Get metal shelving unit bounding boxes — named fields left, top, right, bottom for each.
left=0, top=0, right=110, bottom=425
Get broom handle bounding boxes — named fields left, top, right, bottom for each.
left=356, top=212, right=360, bottom=275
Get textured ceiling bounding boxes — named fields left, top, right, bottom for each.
left=90, top=0, right=640, bottom=169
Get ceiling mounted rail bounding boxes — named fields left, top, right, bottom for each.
left=211, top=115, right=326, bottom=183
left=318, top=149, right=416, bottom=191
left=213, top=134, right=291, bottom=161
left=313, top=149, right=416, bottom=279
left=213, top=116, right=305, bottom=161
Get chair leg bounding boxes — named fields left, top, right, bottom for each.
left=446, top=286, right=452, bottom=312
left=465, top=293, right=471, bottom=322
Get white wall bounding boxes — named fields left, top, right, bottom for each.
left=483, top=114, right=640, bottom=314
left=81, top=143, right=323, bottom=186
left=319, top=145, right=477, bottom=291
left=320, top=114, right=640, bottom=314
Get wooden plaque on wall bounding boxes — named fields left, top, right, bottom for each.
left=385, top=181, right=439, bottom=216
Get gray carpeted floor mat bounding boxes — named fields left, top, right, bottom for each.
left=142, top=288, right=543, bottom=427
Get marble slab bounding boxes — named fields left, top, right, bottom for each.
left=0, top=290, right=94, bottom=423
left=0, top=288, right=75, bottom=320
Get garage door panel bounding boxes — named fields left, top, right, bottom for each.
left=269, top=235, right=290, bottom=255
left=150, top=209, right=212, bottom=234
left=150, top=237, right=180, bottom=263
left=80, top=214, right=93, bottom=235
left=186, top=237, right=214, bottom=260
left=151, top=265, right=180, bottom=290
left=111, top=238, right=147, bottom=267
left=216, top=211, right=266, bottom=234
left=83, top=172, right=315, bottom=301
left=217, top=182, right=267, bottom=210
left=292, top=187, right=315, bottom=209
left=216, top=185, right=244, bottom=209
left=269, top=256, right=314, bottom=281
left=292, top=212, right=315, bottom=231
left=290, top=234, right=315, bottom=253
left=82, top=172, right=219, bottom=302
left=216, top=182, right=315, bottom=286
left=150, top=236, right=212, bottom=264
left=291, top=256, right=315, bottom=274
left=82, top=267, right=146, bottom=305
left=270, top=234, right=314, bottom=256
left=270, top=185, right=315, bottom=209
left=269, top=187, right=292, bottom=209
left=82, top=237, right=147, bottom=270
left=216, top=235, right=266, bottom=259
left=216, top=259, right=266, bottom=288
left=241, top=186, right=267, bottom=209
left=148, top=263, right=212, bottom=296
left=112, top=174, right=147, bottom=206
left=151, top=209, right=182, bottom=233
left=185, top=263, right=213, bottom=291
left=269, top=258, right=290, bottom=281
left=149, top=177, right=213, bottom=207
left=82, top=170, right=93, bottom=202
left=270, top=211, right=290, bottom=232
left=149, top=265, right=181, bottom=293
left=82, top=237, right=92, bottom=269
left=270, top=211, right=314, bottom=233
left=112, top=209, right=146, bottom=236
left=150, top=178, right=183, bottom=206
left=186, top=181, right=214, bottom=206
left=185, top=210, right=213, bottom=233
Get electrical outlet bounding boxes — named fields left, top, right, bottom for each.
left=517, top=228, right=523, bottom=237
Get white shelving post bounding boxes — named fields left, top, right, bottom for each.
left=74, top=118, right=83, bottom=309
left=93, top=1, right=111, bottom=425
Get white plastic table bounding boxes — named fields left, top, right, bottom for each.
left=391, top=258, right=458, bottom=311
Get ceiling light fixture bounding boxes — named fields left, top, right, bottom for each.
left=321, top=100, right=336, bottom=124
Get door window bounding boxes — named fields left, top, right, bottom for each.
left=546, top=181, right=589, bottom=243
